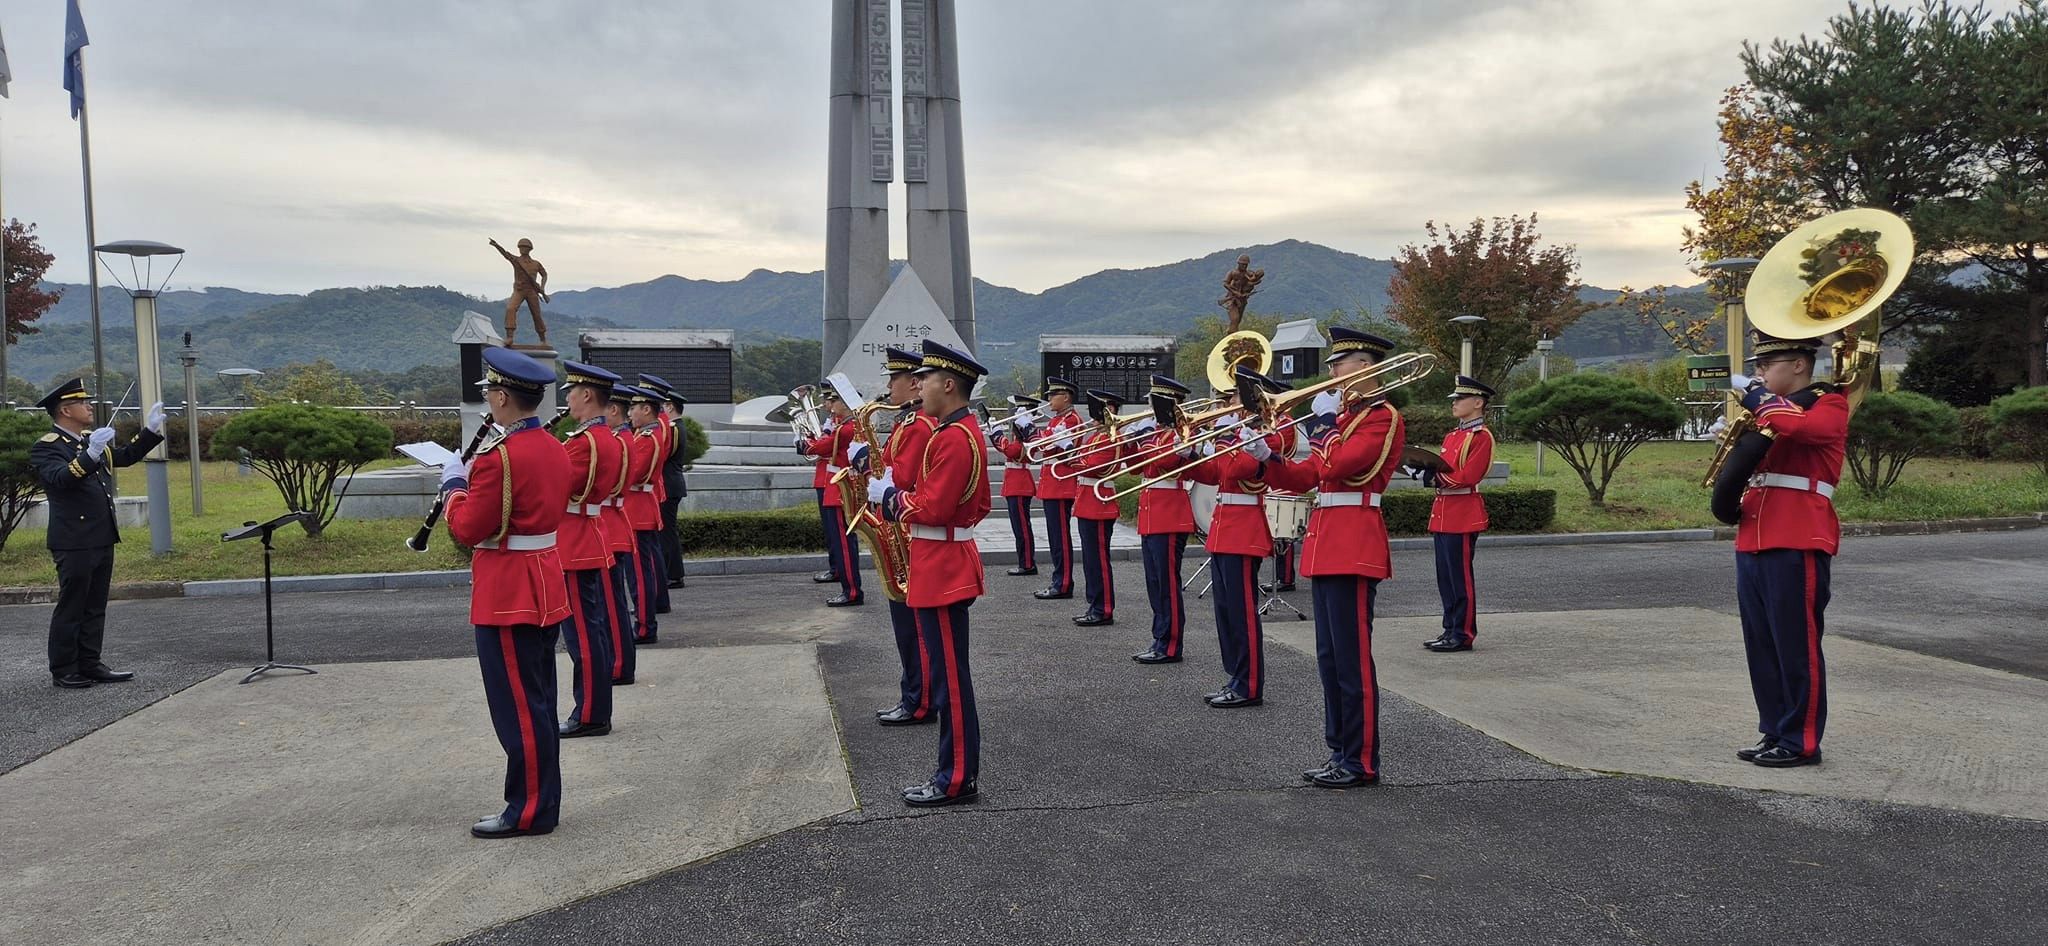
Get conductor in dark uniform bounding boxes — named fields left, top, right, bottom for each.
left=29, top=379, right=165, bottom=688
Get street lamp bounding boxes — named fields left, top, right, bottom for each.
left=178, top=333, right=203, bottom=515
left=95, top=239, right=185, bottom=556
left=1450, top=314, right=1486, bottom=377
left=217, top=366, right=263, bottom=404
left=1534, top=333, right=1555, bottom=477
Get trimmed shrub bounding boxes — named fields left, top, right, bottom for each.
left=1401, top=404, right=1456, bottom=447
left=1507, top=374, right=1685, bottom=508
left=677, top=416, right=710, bottom=465
left=1846, top=391, right=1959, bottom=497
left=1383, top=486, right=1556, bottom=536
left=212, top=404, right=394, bottom=536
left=1953, top=406, right=1996, bottom=460
left=1989, top=386, right=2048, bottom=476
left=0, top=411, right=50, bottom=551
left=678, top=505, right=824, bottom=553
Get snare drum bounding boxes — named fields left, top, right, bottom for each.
left=1263, top=492, right=1311, bottom=540
left=1188, top=482, right=1220, bottom=536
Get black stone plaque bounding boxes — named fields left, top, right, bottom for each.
left=1040, top=350, right=1172, bottom=404
left=581, top=344, right=734, bottom=404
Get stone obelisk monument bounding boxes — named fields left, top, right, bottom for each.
left=824, top=0, right=975, bottom=374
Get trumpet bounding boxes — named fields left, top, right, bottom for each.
left=1094, top=352, right=1438, bottom=503
left=984, top=403, right=1045, bottom=441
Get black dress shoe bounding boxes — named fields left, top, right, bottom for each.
left=1034, top=588, right=1073, bottom=600
left=471, top=814, right=554, bottom=839
left=877, top=706, right=932, bottom=727
left=1206, top=691, right=1262, bottom=708
left=667, top=579, right=684, bottom=589
left=1132, top=650, right=1182, bottom=664
left=559, top=721, right=612, bottom=738
left=826, top=594, right=865, bottom=607
left=1751, top=746, right=1822, bottom=768
left=52, top=673, right=95, bottom=689
left=613, top=676, right=635, bottom=686
left=1260, top=582, right=1297, bottom=593
left=812, top=571, right=839, bottom=583
left=1735, top=738, right=1776, bottom=762
left=635, top=634, right=658, bottom=645
left=1006, top=566, right=1039, bottom=576
left=1073, top=613, right=1114, bottom=627
left=903, top=782, right=979, bottom=807
left=84, top=665, right=136, bottom=682
left=1301, top=763, right=1336, bottom=782
left=655, top=604, right=671, bottom=615
left=1424, top=638, right=1472, bottom=653
left=1309, top=767, right=1377, bottom=789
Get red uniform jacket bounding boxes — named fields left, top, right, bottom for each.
left=887, top=410, right=939, bottom=484
left=1073, top=426, right=1128, bottom=521
left=559, top=418, right=623, bottom=571
left=624, top=426, right=661, bottom=530
left=994, top=430, right=1036, bottom=498
left=1429, top=422, right=1494, bottom=534
left=1186, top=425, right=1292, bottom=558
left=1135, top=428, right=1195, bottom=536
left=600, top=425, right=634, bottom=554
left=1266, top=401, right=1406, bottom=579
left=446, top=422, right=573, bottom=627
left=804, top=423, right=856, bottom=506
left=649, top=412, right=671, bottom=503
left=891, top=408, right=993, bottom=608
left=1738, top=388, right=1849, bottom=555
left=1035, top=410, right=1084, bottom=502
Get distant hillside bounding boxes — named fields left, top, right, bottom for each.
left=38, top=284, right=300, bottom=326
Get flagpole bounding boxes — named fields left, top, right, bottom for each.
left=1, top=106, right=11, bottom=408
left=77, top=73, right=104, bottom=426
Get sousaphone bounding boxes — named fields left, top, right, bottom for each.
left=1704, top=208, right=1914, bottom=523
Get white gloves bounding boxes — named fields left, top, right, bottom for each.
left=849, top=442, right=871, bottom=470
left=1011, top=412, right=1034, bottom=431
left=866, top=469, right=895, bottom=505
left=1312, top=389, right=1341, bottom=417
left=86, top=426, right=117, bottom=459
left=145, top=402, right=167, bottom=434
left=440, top=456, right=470, bottom=491
left=1730, top=373, right=1757, bottom=391
left=1242, top=434, right=1273, bottom=461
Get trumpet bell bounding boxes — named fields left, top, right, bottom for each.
left=1744, top=208, right=1914, bottom=341
left=1207, top=331, right=1273, bottom=392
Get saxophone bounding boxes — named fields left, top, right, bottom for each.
left=832, top=399, right=913, bottom=602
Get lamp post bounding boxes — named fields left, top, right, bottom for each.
left=1534, top=333, right=1554, bottom=477
left=95, top=240, right=186, bottom=556
left=1450, top=314, right=1486, bottom=377
left=178, top=333, right=202, bottom=515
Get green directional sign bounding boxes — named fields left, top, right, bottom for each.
left=1686, top=354, right=1732, bottom=392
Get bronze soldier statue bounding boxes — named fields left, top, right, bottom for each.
left=1218, top=254, right=1265, bottom=334
left=492, top=237, right=551, bottom=347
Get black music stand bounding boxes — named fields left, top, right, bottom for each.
left=224, top=511, right=317, bottom=685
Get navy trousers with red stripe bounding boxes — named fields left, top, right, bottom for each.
left=1311, top=575, right=1381, bottom=778
left=1006, top=496, right=1036, bottom=570
left=475, top=623, right=562, bottom=831
left=560, top=568, right=614, bottom=726
left=815, top=488, right=843, bottom=581
left=1076, top=516, right=1117, bottom=618
left=1432, top=530, right=1481, bottom=645
left=888, top=599, right=932, bottom=720
left=820, top=503, right=863, bottom=601
left=1142, top=532, right=1189, bottom=657
left=1736, top=549, right=1830, bottom=756
left=607, top=553, right=638, bottom=683
left=1274, top=540, right=1296, bottom=585
left=915, top=601, right=978, bottom=794
left=634, top=530, right=665, bottom=639
left=1042, top=499, right=1075, bottom=594
left=1210, top=553, right=1265, bottom=700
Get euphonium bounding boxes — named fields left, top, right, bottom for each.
left=832, top=398, right=913, bottom=602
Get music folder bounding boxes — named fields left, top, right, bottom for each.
left=223, top=511, right=311, bottom=543
left=396, top=441, right=459, bottom=468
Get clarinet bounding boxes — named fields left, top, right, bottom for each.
left=405, top=412, right=499, bottom=553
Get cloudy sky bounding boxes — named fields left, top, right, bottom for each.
left=0, top=1, right=2018, bottom=298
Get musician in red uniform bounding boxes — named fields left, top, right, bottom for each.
left=1132, top=376, right=1196, bottom=664
left=1420, top=376, right=1496, bottom=653
left=858, top=347, right=940, bottom=727
left=992, top=394, right=1042, bottom=577
left=871, top=340, right=994, bottom=807
left=555, top=362, right=623, bottom=738
left=1032, top=378, right=1084, bottom=600
left=1183, top=374, right=1293, bottom=709
left=802, top=388, right=846, bottom=587
left=624, top=389, right=667, bottom=644
left=439, top=347, right=574, bottom=837
left=1259, top=329, right=1406, bottom=789
left=1071, top=389, right=1129, bottom=627
left=600, top=387, right=639, bottom=685
left=638, top=373, right=679, bottom=615
left=801, top=385, right=864, bottom=606
left=1730, top=331, right=1848, bottom=768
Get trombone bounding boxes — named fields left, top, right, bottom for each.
left=1093, top=351, right=1438, bottom=503
left=1039, top=404, right=1167, bottom=475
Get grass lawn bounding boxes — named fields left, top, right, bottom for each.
left=1499, top=441, right=2048, bottom=534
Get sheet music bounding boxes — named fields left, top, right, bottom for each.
left=396, top=441, right=459, bottom=468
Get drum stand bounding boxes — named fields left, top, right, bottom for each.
left=1185, top=529, right=1214, bottom=598
left=1258, top=536, right=1309, bottom=621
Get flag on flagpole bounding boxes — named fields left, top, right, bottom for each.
left=0, top=18, right=14, bottom=98
left=64, top=0, right=90, bottom=118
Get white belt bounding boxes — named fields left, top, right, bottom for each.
left=607, top=497, right=624, bottom=508
left=1077, top=476, right=1103, bottom=487
left=1005, top=462, right=1027, bottom=469
left=908, top=524, right=974, bottom=542
left=565, top=501, right=603, bottom=516
left=1216, top=493, right=1262, bottom=506
left=825, top=464, right=845, bottom=474
left=1028, top=465, right=1043, bottom=474
left=1143, top=481, right=1182, bottom=491
left=1316, top=491, right=1383, bottom=508
left=631, top=484, right=657, bottom=493
left=1436, top=487, right=1475, bottom=496
left=473, top=531, right=557, bottom=551
left=1750, top=473, right=1836, bottom=499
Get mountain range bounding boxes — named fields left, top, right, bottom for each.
left=9, top=240, right=1699, bottom=391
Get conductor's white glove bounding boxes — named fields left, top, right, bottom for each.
left=145, top=402, right=167, bottom=434
left=86, top=426, right=117, bottom=459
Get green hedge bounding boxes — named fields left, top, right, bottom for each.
left=115, top=413, right=462, bottom=461
left=1383, top=486, right=1556, bottom=536
left=678, top=504, right=823, bottom=553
